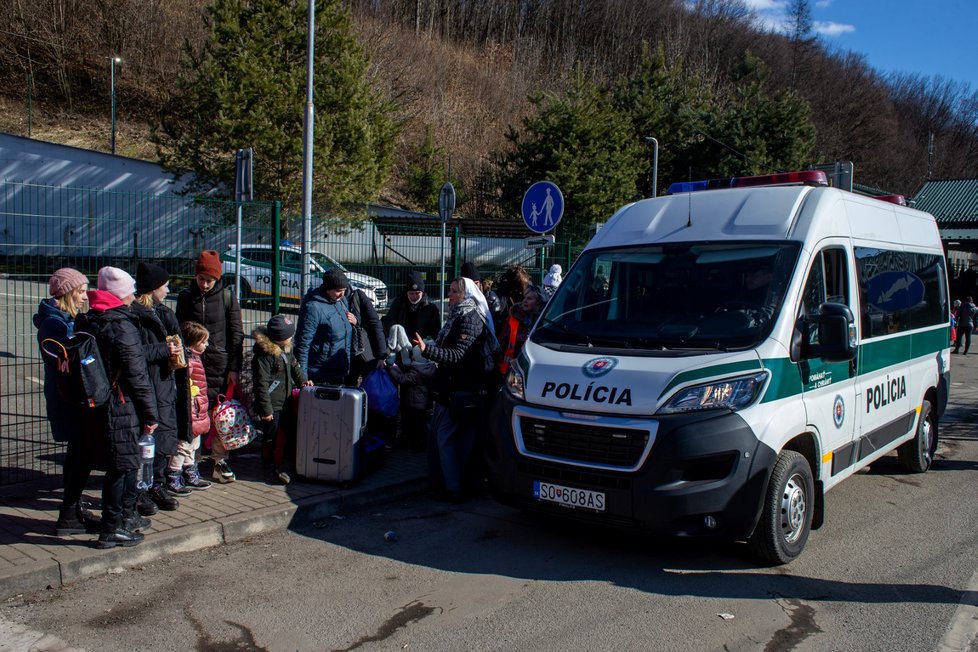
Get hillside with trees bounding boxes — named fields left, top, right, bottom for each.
left=2, top=0, right=976, bottom=239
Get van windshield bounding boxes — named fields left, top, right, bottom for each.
left=534, top=242, right=800, bottom=351
left=309, top=252, right=347, bottom=272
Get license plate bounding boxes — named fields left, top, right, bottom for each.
left=533, top=481, right=605, bottom=512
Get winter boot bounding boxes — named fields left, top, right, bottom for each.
left=122, top=510, right=151, bottom=533
left=164, top=469, right=193, bottom=496
left=55, top=503, right=99, bottom=536
left=182, top=463, right=211, bottom=490
left=97, top=526, right=144, bottom=549
left=136, top=491, right=159, bottom=516
left=147, top=483, right=180, bottom=511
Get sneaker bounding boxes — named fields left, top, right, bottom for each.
left=164, top=469, right=193, bottom=496
left=212, top=460, right=236, bottom=483
left=183, top=464, right=212, bottom=490
left=147, top=483, right=180, bottom=511
left=276, top=470, right=291, bottom=485
left=136, top=491, right=159, bottom=516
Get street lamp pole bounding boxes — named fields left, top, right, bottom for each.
left=109, top=56, right=121, bottom=155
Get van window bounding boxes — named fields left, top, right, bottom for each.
left=241, top=248, right=273, bottom=266
left=799, top=248, right=850, bottom=346
left=535, top=242, right=800, bottom=351
left=855, top=248, right=948, bottom=338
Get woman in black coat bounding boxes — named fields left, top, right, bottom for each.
left=132, top=262, right=187, bottom=511
left=77, top=267, right=159, bottom=549
left=412, top=276, right=495, bottom=502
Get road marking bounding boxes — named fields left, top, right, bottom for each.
left=26, top=376, right=44, bottom=386
left=939, top=565, right=978, bottom=651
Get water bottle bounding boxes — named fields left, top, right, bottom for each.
left=137, top=432, right=155, bottom=490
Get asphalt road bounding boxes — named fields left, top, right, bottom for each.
left=2, top=428, right=977, bottom=652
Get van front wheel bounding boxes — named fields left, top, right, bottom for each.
left=898, top=398, right=936, bottom=473
left=748, top=450, right=814, bottom=565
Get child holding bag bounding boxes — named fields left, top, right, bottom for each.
left=252, top=314, right=311, bottom=484
left=168, top=321, right=212, bottom=490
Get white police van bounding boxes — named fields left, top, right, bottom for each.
left=222, top=244, right=387, bottom=308
left=486, top=170, right=951, bottom=563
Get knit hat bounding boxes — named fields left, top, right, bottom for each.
left=460, top=262, right=480, bottom=281
left=97, top=266, right=136, bottom=300
left=406, top=271, right=425, bottom=293
left=267, top=314, right=295, bottom=341
left=322, top=268, right=349, bottom=291
left=135, top=262, right=169, bottom=294
left=195, top=250, right=222, bottom=280
left=48, top=268, right=88, bottom=298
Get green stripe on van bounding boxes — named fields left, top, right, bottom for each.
left=656, top=326, right=948, bottom=404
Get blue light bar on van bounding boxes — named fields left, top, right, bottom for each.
left=667, top=170, right=829, bottom=195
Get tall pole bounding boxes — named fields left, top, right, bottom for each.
left=643, top=136, right=659, bottom=198
left=109, top=56, right=121, bottom=155
left=300, top=0, right=316, bottom=297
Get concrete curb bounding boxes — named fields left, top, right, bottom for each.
left=1, top=477, right=428, bottom=597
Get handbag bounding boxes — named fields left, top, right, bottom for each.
left=361, top=367, right=399, bottom=418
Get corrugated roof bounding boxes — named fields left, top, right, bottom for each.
left=912, top=178, right=978, bottom=223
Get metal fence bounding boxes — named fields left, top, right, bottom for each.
left=0, top=179, right=579, bottom=485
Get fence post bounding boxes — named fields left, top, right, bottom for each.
left=272, top=200, right=281, bottom=315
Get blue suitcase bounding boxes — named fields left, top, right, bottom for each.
left=295, top=385, right=368, bottom=482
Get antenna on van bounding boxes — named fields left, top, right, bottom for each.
left=687, top=167, right=693, bottom=228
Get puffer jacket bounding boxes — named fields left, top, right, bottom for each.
left=175, top=280, right=243, bottom=402
left=294, top=287, right=352, bottom=384
left=33, top=298, right=79, bottom=442
left=131, top=300, right=181, bottom=455
left=382, top=292, right=441, bottom=341
left=186, top=349, right=210, bottom=437
left=422, top=306, right=490, bottom=401
left=251, top=327, right=307, bottom=417
left=76, top=291, right=159, bottom=471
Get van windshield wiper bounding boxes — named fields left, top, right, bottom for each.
left=635, top=338, right=728, bottom=351
left=539, top=317, right=593, bottom=347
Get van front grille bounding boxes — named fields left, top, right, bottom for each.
left=518, top=416, right=649, bottom=467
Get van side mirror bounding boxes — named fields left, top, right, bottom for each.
left=804, top=302, right=856, bottom=362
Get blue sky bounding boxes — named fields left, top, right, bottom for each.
left=745, top=0, right=978, bottom=90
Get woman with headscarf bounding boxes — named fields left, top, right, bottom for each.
left=34, top=268, right=101, bottom=536
left=411, top=276, right=496, bottom=502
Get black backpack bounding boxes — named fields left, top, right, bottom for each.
left=40, top=332, right=112, bottom=409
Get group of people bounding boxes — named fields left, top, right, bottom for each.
left=35, top=250, right=559, bottom=547
left=35, top=251, right=245, bottom=549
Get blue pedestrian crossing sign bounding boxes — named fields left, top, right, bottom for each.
left=522, top=181, right=564, bottom=234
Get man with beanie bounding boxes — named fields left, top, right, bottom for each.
left=176, top=250, right=244, bottom=483
left=295, top=268, right=354, bottom=384
left=383, top=271, right=440, bottom=343
left=252, top=314, right=311, bottom=484
left=75, top=267, right=158, bottom=548
left=34, top=268, right=102, bottom=536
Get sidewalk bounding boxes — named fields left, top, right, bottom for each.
left=2, top=351, right=977, bottom=600
left=0, top=446, right=429, bottom=598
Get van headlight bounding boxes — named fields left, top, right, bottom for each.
left=657, top=371, right=769, bottom=414
left=505, top=364, right=525, bottom=401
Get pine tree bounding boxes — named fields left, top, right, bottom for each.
left=494, top=67, right=642, bottom=243
left=153, top=0, right=398, bottom=217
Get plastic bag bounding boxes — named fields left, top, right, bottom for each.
left=361, top=367, right=399, bottom=418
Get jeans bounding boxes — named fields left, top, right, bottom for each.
left=427, top=403, right=477, bottom=494
left=60, top=432, right=93, bottom=511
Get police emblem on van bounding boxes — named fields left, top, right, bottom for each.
left=582, top=357, right=618, bottom=378
left=833, top=395, right=845, bottom=428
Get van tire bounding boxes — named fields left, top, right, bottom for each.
left=898, top=398, right=936, bottom=473
left=748, top=450, right=814, bottom=565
